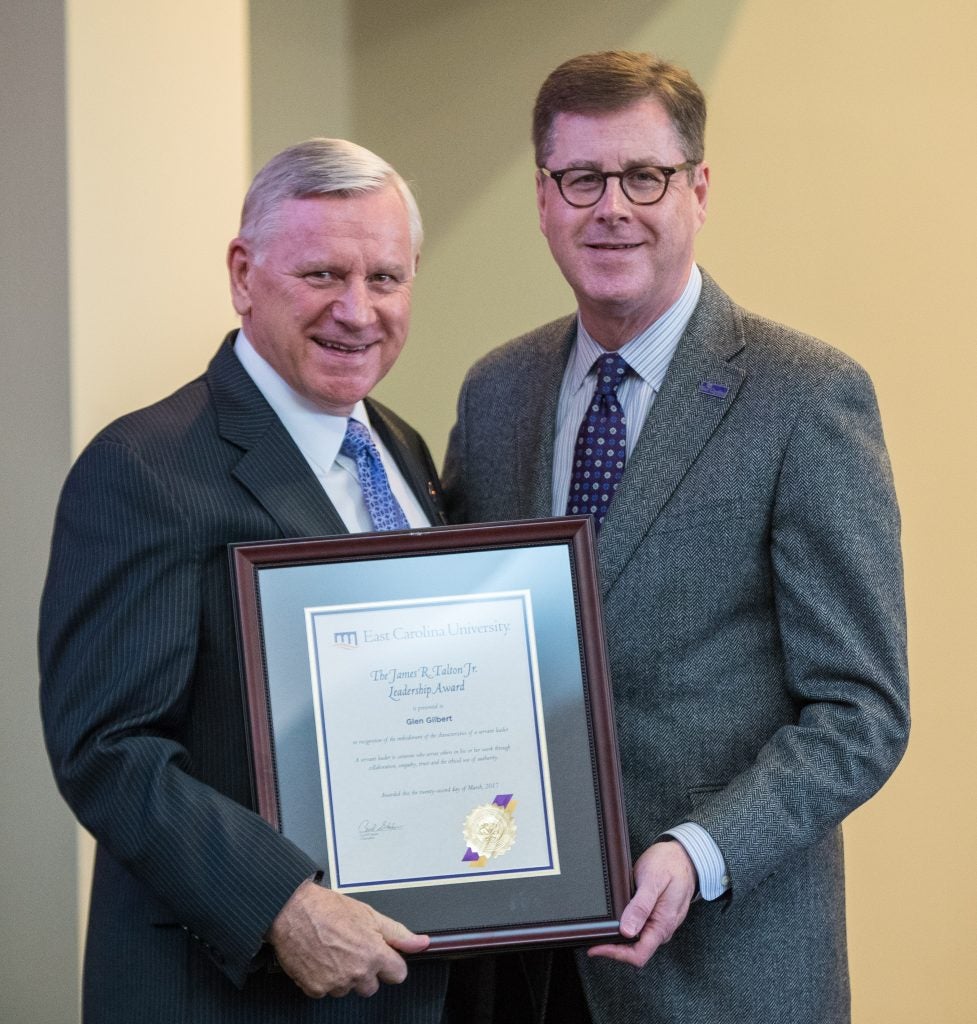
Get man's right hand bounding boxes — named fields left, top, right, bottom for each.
left=267, top=879, right=430, bottom=998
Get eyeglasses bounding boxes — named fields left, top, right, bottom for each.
left=539, top=163, right=697, bottom=208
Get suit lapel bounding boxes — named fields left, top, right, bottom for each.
left=207, top=336, right=348, bottom=538
left=368, top=398, right=447, bottom=526
left=598, top=276, right=746, bottom=594
left=516, top=318, right=577, bottom=518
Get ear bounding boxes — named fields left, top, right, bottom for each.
left=535, top=169, right=549, bottom=235
left=227, top=237, right=253, bottom=316
left=693, top=163, right=710, bottom=228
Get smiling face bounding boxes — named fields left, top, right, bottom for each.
left=537, top=97, right=709, bottom=349
left=227, top=187, right=417, bottom=415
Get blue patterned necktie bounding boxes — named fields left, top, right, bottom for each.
left=340, top=419, right=410, bottom=531
left=565, top=352, right=629, bottom=529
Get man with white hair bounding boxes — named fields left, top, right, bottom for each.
left=40, top=138, right=450, bottom=1022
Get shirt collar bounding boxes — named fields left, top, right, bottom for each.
left=233, top=329, right=370, bottom=471
left=567, top=263, right=702, bottom=394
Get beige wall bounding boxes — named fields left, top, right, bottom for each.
left=248, top=0, right=351, bottom=168
left=67, top=0, right=250, bottom=445
left=5, top=0, right=973, bottom=1020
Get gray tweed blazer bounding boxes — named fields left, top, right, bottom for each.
left=442, top=273, right=910, bottom=1024
left=40, top=336, right=450, bottom=1024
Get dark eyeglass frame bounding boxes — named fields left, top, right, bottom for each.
left=538, top=163, right=698, bottom=208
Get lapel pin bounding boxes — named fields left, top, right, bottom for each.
left=698, top=381, right=730, bottom=398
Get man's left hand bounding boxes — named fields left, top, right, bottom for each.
left=587, top=840, right=697, bottom=967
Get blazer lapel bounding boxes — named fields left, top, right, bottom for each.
left=368, top=399, right=447, bottom=526
left=516, top=318, right=577, bottom=518
left=598, top=276, right=746, bottom=594
left=207, top=336, right=348, bottom=538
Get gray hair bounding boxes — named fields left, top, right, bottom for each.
left=239, top=137, right=423, bottom=254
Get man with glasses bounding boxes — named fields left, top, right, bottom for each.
left=444, top=51, right=908, bottom=1024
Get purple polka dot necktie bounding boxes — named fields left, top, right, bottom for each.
left=565, top=353, right=629, bottom=529
left=340, top=419, right=410, bottom=531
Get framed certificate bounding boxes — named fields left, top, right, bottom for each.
left=231, top=517, right=631, bottom=953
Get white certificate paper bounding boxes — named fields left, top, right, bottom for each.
left=305, top=591, right=560, bottom=892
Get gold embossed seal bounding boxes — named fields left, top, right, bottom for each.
left=463, top=800, right=517, bottom=861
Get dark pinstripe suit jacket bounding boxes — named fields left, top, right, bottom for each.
left=39, top=336, right=451, bottom=1023
left=443, top=274, right=910, bottom=1024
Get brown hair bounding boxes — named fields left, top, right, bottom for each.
left=532, top=51, right=706, bottom=167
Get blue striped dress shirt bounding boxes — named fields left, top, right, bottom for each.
left=551, top=264, right=702, bottom=509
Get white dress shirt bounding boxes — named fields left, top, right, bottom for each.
left=234, top=331, right=430, bottom=532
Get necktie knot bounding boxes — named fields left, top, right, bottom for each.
left=594, top=352, right=628, bottom=397
left=340, top=418, right=410, bottom=531
left=340, top=418, right=374, bottom=461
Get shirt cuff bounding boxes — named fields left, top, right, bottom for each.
left=662, top=822, right=730, bottom=900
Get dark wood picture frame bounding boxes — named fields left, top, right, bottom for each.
left=231, top=517, right=631, bottom=954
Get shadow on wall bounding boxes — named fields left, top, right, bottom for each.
left=349, top=0, right=743, bottom=246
